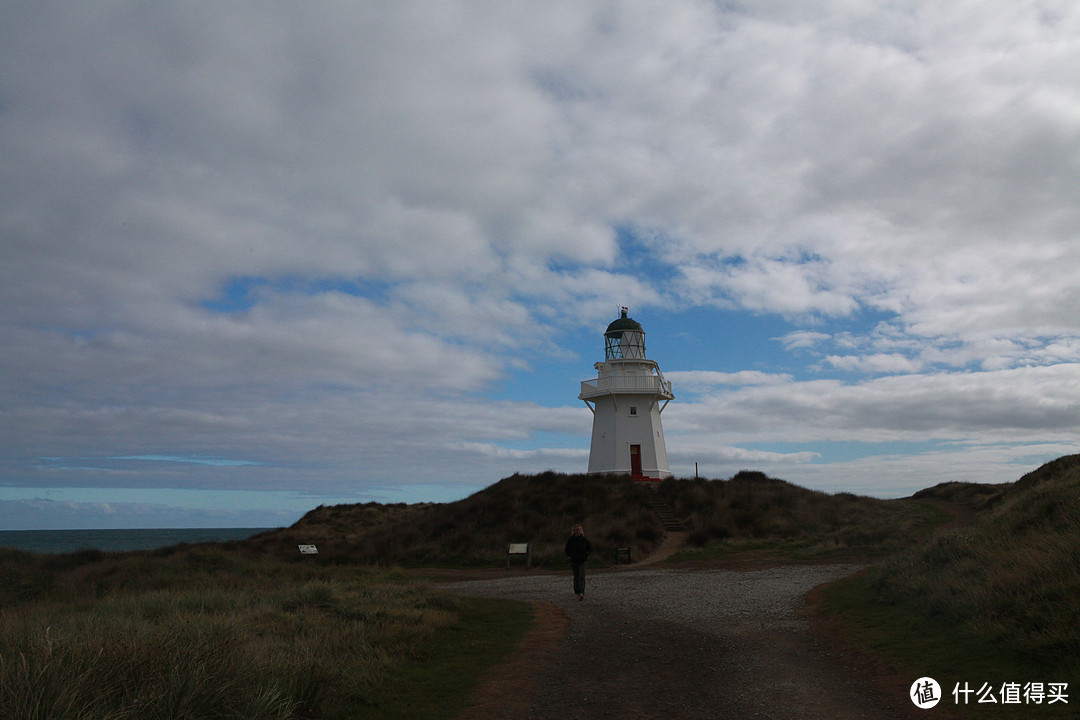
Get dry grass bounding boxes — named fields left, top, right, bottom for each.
left=248, top=470, right=955, bottom=569
left=869, top=455, right=1080, bottom=664
left=0, top=545, right=524, bottom=720
left=912, top=479, right=1010, bottom=511
left=657, top=471, right=948, bottom=560
left=818, top=457, right=1080, bottom=719
left=248, top=471, right=660, bottom=567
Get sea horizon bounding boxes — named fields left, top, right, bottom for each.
left=0, top=527, right=276, bottom=554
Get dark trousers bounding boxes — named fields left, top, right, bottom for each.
left=571, top=561, right=587, bottom=595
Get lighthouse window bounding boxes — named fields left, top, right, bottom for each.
left=629, top=406, right=638, bottom=416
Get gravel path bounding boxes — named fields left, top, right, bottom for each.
left=446, top=565, right=935, bottom=720
left=447, top=565, right=858, bottom=632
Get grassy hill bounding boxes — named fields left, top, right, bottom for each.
left=246, top=472, right=660, bottom=567
left=246, top=469, right=953, bottom=567
left=872, top=454, right=1080, bottom=663
left=657, top=470, right=950, bottom=563
left=822, top=454, right=1080, bottom=717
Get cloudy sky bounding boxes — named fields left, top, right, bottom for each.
left=3, top=1, right=1080, bottom=529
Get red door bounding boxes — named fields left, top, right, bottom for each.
left=630, top=444, right=643, bottom=477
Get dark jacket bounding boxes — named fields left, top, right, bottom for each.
left=565, top=535, right=592, bottom=564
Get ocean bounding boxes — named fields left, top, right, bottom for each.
left=0, top=527, right=274, bottom=554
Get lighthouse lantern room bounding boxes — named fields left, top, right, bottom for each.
left=579, top=307, right=673, bottom=479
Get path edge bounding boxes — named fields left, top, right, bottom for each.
left=456, top=601, right=571, bottom=720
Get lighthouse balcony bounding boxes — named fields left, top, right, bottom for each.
left=579, top=375, right=673, bottom=399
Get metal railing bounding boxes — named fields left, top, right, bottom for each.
left=580, top=375, right=673, bottom=397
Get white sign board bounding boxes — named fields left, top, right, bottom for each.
left=298, top=544, right=319, bottom=555
left=508, top=543, right=529, bottom=554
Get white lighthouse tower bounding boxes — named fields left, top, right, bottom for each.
left=579, top=307, right=673, bottom=478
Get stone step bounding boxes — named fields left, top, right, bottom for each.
left=649, top=496, right=688, bottom=532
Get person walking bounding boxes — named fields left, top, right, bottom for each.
left=564, top=523, right=592, bottom=601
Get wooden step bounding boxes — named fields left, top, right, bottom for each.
left=649, top=496, right=687, bottom=532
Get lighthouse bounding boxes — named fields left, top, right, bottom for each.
left=579, top=308, right=673, bottom=478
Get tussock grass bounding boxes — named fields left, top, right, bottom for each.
left=871, top=455, right=1080, bottom=663
left=251, top=471, right=659, bottom=567
left=0, top=545, right=528, bottom=720
left=913, top=479, right=1010, bottom=512
left=358, top=596, right=533, bottom=720
left=822, top=455, right=1080, bottom=718
left=250, top=470, right=955, bottom=568
left=658, top=471, right=949, bottom=562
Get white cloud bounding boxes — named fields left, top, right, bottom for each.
left=824, top=353, right=924, bottom=375
left=678, top=257, right=860, bottom=317
left=665, top=370, right=793, bottom=389
left=3, top=2, right=1080, bottom=522
left=669, top=364, right=1080, bottom=445
left=454, top=442, right=588, bottom=462
left=778, top=331, right=831, bottom=351
left=669, top=442, right=820, bottom=468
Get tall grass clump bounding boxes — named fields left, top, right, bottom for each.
left=251, top=472, right=659, bottom=567
left=0, top=544, right=517, bottom=720
left=250, top=470, right=954, bottom=568
left=657, top=471, right=948, bottom=558
left=868, top=454, right=1080, bottom=666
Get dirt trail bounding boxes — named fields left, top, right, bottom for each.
left=451, top=563, right=959, bottom=720
left=630, top=530, right=687, bottom=566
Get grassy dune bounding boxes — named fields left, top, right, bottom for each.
left=250, top=470, right=952, bottom=568
left=658, top=470, right=950, bottom=563
left=822, top=455, right=1080, bottom=718
left=0, top=545, right=530, bottom=720
left=880, top=457, right=1080, bottom=661
left=248, top=471, right=661, bottom=567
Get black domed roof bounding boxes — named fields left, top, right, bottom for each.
left=605, top=308, right=643, bottom=335
left=605, top=316, right=643, bottom=334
